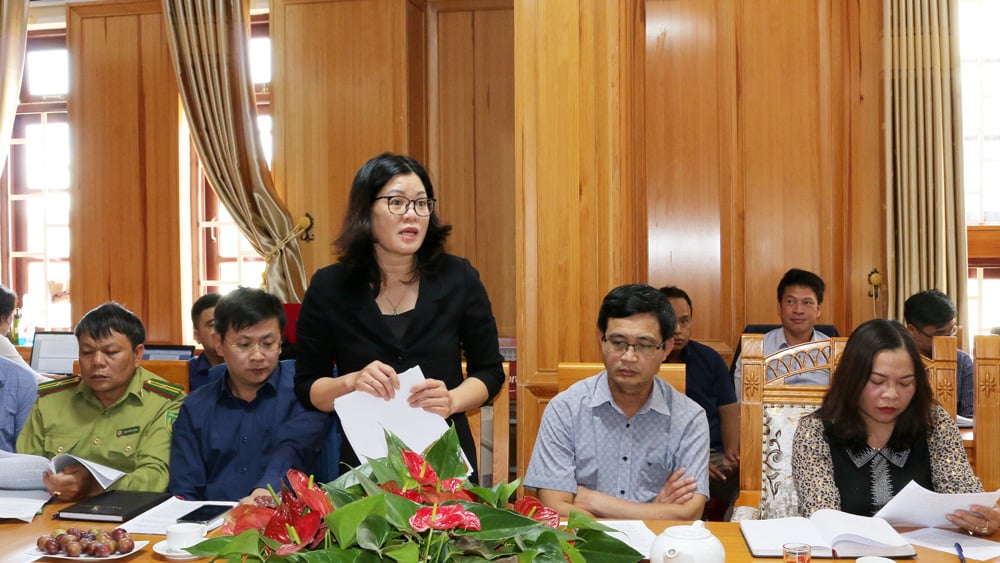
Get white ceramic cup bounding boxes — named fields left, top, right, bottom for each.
left=166, top=522, right=207, bottom=552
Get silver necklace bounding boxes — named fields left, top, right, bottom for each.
left=383, top=291, right=402, bottom=315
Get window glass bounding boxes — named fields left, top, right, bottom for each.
left=25, top=49, right=68, bottom=96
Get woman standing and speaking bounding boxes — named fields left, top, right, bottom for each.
left=294, top=153, right=505, bottom=481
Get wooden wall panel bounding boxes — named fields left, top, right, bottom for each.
left=67, top=0, right=184, bottom=344
left=515, top=0, right=645, bottom=478
left=427, top=1, right=515, bottom=338
left=738, top=1, right=843, bottom=328
left=645, top=0, right=737, bottom=358
left=644, top=0, right=885, bottom=363
left=272, top=0, right=424, bottom=275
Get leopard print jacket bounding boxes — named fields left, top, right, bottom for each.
left=792, top=405, right=982, bottom=517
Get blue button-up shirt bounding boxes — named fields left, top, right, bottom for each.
left=187, top=354, right=218, bottom=392
left=169, top=360, right=331, bottom=500
left=525, top=371, right=710, bottom=502
left=0, top=356, right=37, bottom=451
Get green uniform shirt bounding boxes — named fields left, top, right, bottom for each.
left=16, top=366, right=185, bottom=492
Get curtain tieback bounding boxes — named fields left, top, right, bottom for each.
left=262, top=215, right=314, bottom=264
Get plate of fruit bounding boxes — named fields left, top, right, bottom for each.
left=29, top=527, right=147, bottom=559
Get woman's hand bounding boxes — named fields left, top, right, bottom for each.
left=408, top=378, right=452, bottom=418
left=350, top=361, right=400, bottom=400
left=947, top=503, right=1000, bottom=536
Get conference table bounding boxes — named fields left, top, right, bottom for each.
left=1, top=502, right=996, bottom=562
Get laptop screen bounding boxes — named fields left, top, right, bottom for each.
left=142, top=345, right=195, bottom=361
left=30, top=332, right=79, bottom=375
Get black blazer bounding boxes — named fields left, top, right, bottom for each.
left=294, top=254, right=505, bottom=477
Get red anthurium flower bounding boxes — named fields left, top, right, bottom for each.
left=513, top=497, right=560, bottom=528
left=286, top=469, right=334, bottom=517
left=381, top=480, right=424, bottom=503
left=440, top=478, right=464, bottom=493
left=409, top=504, right=481, bottom=533
left=402, top=450, right=438, bottom=486
left=223, top=505, right=275, bottom=536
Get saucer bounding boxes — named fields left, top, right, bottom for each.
left=152, top=540, right=200, bottom=561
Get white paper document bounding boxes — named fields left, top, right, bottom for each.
left=600, top=520, right=657, bottom=557
left=0, top=489, right=51, bottom=522
left=121, top=496, right=236, bottom=535
left=336, top=366, right=464, bottom=465
left=874, top=481, right=1000, bottom=527
left=0, top=450, right=124, bottom=490
left=902, top=527, right=1000, bottom=561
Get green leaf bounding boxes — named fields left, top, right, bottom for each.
left=326, top=494, right=381, bottom=547
left=572, top=529, right=643, bottom=563
left=355, top=513, right=393, bottom=551
left=565, top=511, right=614, bottom=533
left=383, top=541, right=421, bottom=562
left=290, top=545, right=380, bottom=562
left=468, top=479, right=522, bottom=509
left=462, top=502, right=574, bottom=543
left=423, top=425, right=469, bottom=479
left=185, top=530, right=265, bottom=557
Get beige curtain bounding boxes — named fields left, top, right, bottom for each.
left=162, top=0, right=309, bottom=303
left=885, top=0, right=968, bottom=328
left=0, top=0, right=29, bottom=170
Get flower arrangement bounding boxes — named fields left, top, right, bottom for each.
left=187, top=427, right=643, bottom=562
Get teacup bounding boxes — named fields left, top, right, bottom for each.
left=166, top=522, right=207, bottom=552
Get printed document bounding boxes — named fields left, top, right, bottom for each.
left=0, top=450, right=124, bottom=490
left=336, top=365, right=469, bottom=469
left=874, top=481, right=1000, bottom=527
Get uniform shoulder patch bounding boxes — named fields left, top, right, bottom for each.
left=143, top=379, right=185, bottom=399
left=37, top=375, right=81, bottom=397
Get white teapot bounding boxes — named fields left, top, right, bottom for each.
left=648, top=520, right=725, bottom=563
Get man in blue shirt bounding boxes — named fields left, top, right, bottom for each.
left=169, top=288, right=330, bottom=502
left=660, top=286, right=739, bottom=519
left=0, top=355, right=37, bottom=452
left=732, top=268, right=831, bottom=389
left=525, top=284, right=709, bottom=520
left=187, top=293, right=223, bottom=391
left=904, top=289, right=975, bottom=417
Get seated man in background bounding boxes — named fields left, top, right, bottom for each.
left=17, top=302, right=185, bottom=500
left=525, top=284, right=709, bottom=520
left=0, top=356, right=38, bottom=452
left=904, top=289, right=974, bottom=417
left=733, top=268, right=830, bottom=388
left=169, top=287, right=331, bottom=502
left=660, top=286, right=738, bottom=520
left=188, top=293, right=223, bottom=391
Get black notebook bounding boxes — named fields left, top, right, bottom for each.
left=56, top=490, right=172, bottom=522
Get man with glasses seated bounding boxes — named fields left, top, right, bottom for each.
left=904, top=289, right=974, bottom=417
left=525, top=284, right=709, bottom=520
left=169, top=287, right=330, bottom=502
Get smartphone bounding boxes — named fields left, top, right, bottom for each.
left=177, top=504, right=232, bottom=524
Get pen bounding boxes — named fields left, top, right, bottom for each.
left=955, top=541, right=966, bottom=563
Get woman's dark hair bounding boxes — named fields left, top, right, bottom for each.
left=816, top=319, right=934, bottom=449
left=334, top=153, right=453, bottom=291
left=0, top=284, right=16, bottom=319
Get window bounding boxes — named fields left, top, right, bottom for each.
left=959, top=0, right=1000, bottom=336
left=194, top=21, right=272, bottom=298
left=1, top=33, right=71, bottom=335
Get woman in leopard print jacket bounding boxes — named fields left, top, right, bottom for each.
left=792, top=320, right=998, bottom=535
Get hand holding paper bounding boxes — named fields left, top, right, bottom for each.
left=874, top=481, right=1000, bottom=528
left=337, top=366, right=470, bottom=472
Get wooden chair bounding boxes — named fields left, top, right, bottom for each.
left=466, top=361, right=511, bottom=486
left=72, top=358, right=190, bottom=393
left=923, top=336, right=958, bottom=419
left=556, top=362, right=686, bottom=394
left=733, top=335, right=844, bottom=520
left=973, top=335, right=1000, bottom=491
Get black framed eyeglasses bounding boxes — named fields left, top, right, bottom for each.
left=601, top=337, right=666, bottom=357
left=374, top=196, right=436, bottom=217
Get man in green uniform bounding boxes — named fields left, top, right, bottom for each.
left=16, top=302, right=185, bottom=501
